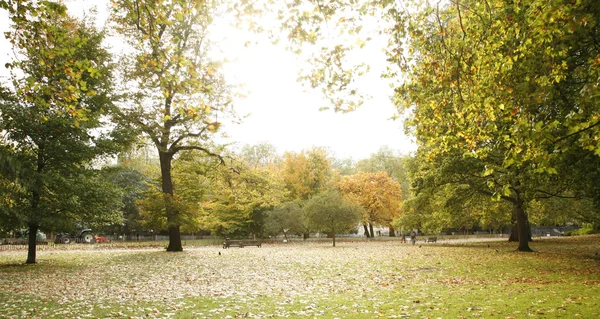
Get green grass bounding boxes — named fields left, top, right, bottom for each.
left=1, top=236, right=599, bottom=318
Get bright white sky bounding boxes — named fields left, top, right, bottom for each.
left=0, top=1, right=416, bottom=160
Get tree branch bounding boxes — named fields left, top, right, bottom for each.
left=132, top=0, right=147, bottom=36
left=456, top=0, right=467, bottom=40
left=552, top=120, right=600, bottom=144
left=170, top=145, right=224, bottom=165
left=169, top=128, right=207, bottom=151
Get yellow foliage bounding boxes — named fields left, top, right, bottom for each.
left=339, top=172, right=403, bottom=226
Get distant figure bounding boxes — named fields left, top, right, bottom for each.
left=410, top=231, right=416, bottom=245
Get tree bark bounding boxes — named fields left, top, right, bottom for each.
left=369, top=223, right=375, bottom=238
left=26, top=223, right=38, bottom=264
left=508, top=224, right=518, bottom=242
left=363, top=223, right=370, bottom=237
left=27, top=152, right=44, bottom=264
left=303, top=232, right=309, bottom=240
left=509, top=211, right=532, bottom=242
left=332, top=233, right=336, bottom=247
left=388, top=225, right=396, bottom=237
left=159, top=151, right=183, bottom=252
left=167, top=225, right=183, bottom=252
left=514, top=196, right=532, bottom=252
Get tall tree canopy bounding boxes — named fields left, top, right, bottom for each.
left=281, top=147, right=333, bottom=201
left=110, top=0, right=238, bottom=251
left=0, top=1, right=126, bottom=263
left=390, top=0, right=600, bottom=251
left=281, top=0, right=600, bottom=250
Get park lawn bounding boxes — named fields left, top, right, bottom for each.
left=0, top=236, right=598, bottom=318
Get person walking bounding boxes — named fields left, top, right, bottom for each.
left=410, top=231, right=417, bottom=245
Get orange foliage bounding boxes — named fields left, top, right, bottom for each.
left=338, top=172, right=403, bottom=226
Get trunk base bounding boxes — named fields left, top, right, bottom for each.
left=166, top=225, right=183, bottom=252
left=516, top=246, right=534, bottom=252
left=26, top=224, right=38, bottom=264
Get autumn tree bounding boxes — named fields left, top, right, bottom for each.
left=0, top=2, right=127, bottom=263
left=339, top=172, right=402, bottom=237
left=110, top=0, right=238, bottom=251
left=304, top=190, right=361, bottom=247
left=279, top=147, right=334, bottom=238
left=356, top=146, right=411, bottom=201
left=200, top=156, right=286, bottom=238
left=281, top=147, right=333, bottom=201
left=277, top=0, right=600, bottom=251
left=388, top=0, right=600, bottom=251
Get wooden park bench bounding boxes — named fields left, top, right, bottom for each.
left=425, top=237, right=437, bottom=243
left=223, top=239, right=262, bottom=249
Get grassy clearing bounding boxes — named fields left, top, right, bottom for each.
left=0, top=236, right=599, bottom=318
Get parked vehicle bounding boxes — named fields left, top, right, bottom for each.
left=2, top=230, right=47, bottom=245
left=55, top=227, right=95, bottom=244
left=94, top=235, right=109, bottom=243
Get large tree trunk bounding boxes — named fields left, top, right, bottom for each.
left=27, top=155, right=44, bottom=264
left=514, top=196, right=532, bottom=252
left=509, top=211, right=532, bottom=242
left=26, top=223, right=38, bottom=264
left=369, top=223, right=375, bottom=238
left=167, top=225, right=183, bottom=252
left=159, top=152, right=183, bottom=252
left=363, top=223, right=370, bottom=237
left=303, top=232, right=309, bottom=240
left=388, top=225, right=396, bottom=237
left=332, top=233, right=336, bottom=247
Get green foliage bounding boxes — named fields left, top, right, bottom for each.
left=567, top=223, right=598, bottom=236
left=277, top=0, right=600, bottom=250
left=99, top=166, right=151, bottom=235
left=0, top=2, right=127, bottom=262
left=264, top=201, right=307, bottom=237
left=110, top=0, right=240, bottom=250
left=304, top=190, right=361, bottom=246
left=200, top=157, right=287, bottom=238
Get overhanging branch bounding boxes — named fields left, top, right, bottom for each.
left=553, top=120, right=600, bottom=144
left=170, top=145, right=224, bottom=165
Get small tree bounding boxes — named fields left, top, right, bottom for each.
left=304, top=191, right=361, bottom=247
left=264, top=201, right=306, bottom=239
